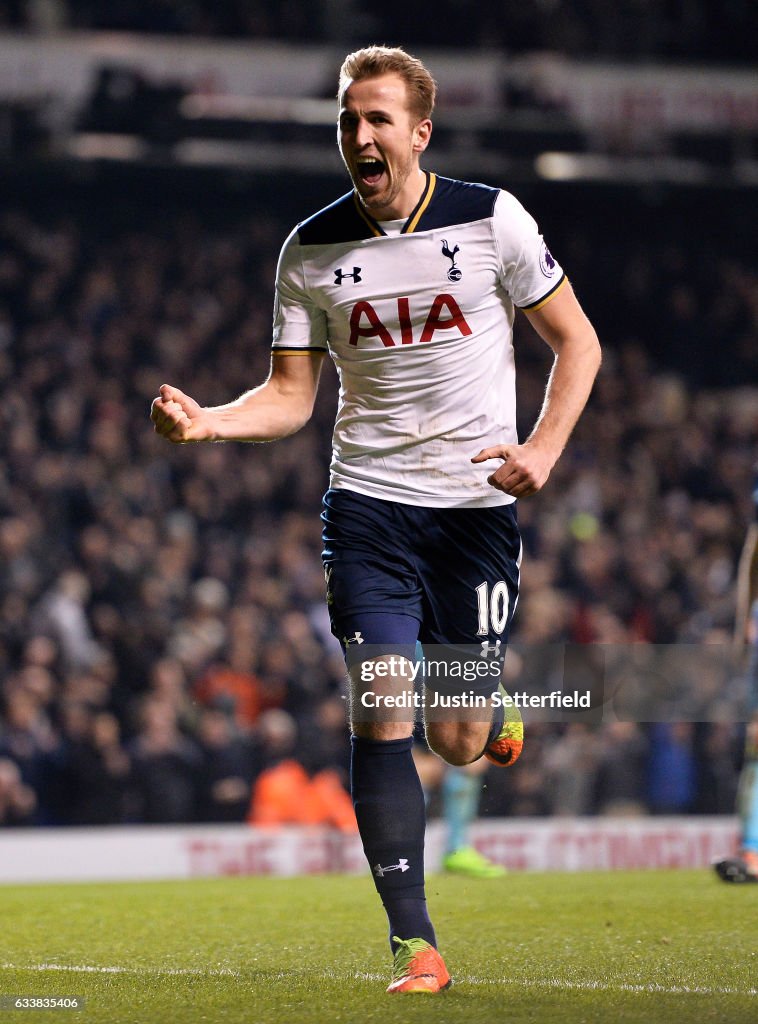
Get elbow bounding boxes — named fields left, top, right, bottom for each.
left=555, top=327, right=602, bottom=375
left=590, top=332, right=602, bottom=374
left=580, top=327, right=602, bottom=377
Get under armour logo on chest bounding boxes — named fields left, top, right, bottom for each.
left=335, top=267, right=362, bottom=284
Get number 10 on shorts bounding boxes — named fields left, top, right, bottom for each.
left=475, top=580, right=510, bottom=636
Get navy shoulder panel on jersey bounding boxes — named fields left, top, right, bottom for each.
left=295, top=175, right=499, bottom=243
left=297, top=192, right=375, bottom=246
left=419, top=176, right=499, bottom=231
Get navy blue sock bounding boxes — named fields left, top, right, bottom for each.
left=350, top=735, right=436, bottom=952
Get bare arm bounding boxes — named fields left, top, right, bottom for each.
left=472, top=282, right=601, bottom=498
left=150, top=351, right=325, bottom=444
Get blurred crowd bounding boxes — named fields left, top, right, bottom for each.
left=0, top=180, right=756, bottom=828
left=0, top=0, right=756, bottom=65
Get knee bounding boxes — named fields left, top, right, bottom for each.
left=426, top=722, right=487, bottom=766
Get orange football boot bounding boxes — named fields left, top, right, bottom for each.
left=484, top=684, right=524, bottom=766
left=386, top=937, right=451, bottom=994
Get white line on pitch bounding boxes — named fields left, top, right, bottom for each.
left=456, top=975, right=758, bottom=997
left=0, top=963, right=240, bottom=977
left=1, top=963, right=755, bottom=998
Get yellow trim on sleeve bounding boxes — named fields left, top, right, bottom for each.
left=271, top=347, right=327, bottom=356
left=521, top=275, right=568, bottom=312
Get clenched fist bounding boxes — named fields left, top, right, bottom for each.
left=150, top=385, right=217, bottom=443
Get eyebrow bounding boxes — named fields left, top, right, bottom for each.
left=339, top=106, right=393, bottom=119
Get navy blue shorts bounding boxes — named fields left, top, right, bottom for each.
left=321, top=488, right=521, bottom=655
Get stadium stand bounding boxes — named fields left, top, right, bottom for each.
left=0, top=169, right=755, bottom=825
left=0, top=1, right=756, bottom=65
left=0, top=0, right=755, bottom=828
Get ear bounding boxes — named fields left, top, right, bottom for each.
left=413, top=118, right=432, bottom=154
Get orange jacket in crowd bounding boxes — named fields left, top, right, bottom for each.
left=248, top=759, right=357, bottom=832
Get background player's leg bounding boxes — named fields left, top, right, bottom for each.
left=741, top=640, right=758, bottom=871
left=714, top=637, right=758, bottom=883
left=714, top=723, right=758, bottom=882
left=441, top=762, right=506, bottom=878
left=443, top=767, right=478, bottom=855
left=737, top=723, right=758, bottom=870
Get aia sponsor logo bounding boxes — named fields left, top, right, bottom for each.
left=348, top=293, right=472, bottom=347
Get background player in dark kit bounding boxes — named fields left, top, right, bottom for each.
left=151, top=45, right=601, bottom=992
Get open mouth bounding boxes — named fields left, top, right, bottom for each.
left=356, top=158, right=385, bottom=186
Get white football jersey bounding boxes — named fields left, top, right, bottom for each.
left=272, top=172, right=565, bottom=507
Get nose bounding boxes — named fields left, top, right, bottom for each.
left=354, top=117, right=374, bottom=149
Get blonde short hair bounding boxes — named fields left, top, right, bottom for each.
left=338, top=45, right=437, bottom=122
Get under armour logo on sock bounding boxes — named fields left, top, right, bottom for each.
left=373, top=859, right=410, bottom=877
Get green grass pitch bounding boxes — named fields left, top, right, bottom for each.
left=0, top=870, right=755, bottom=1023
